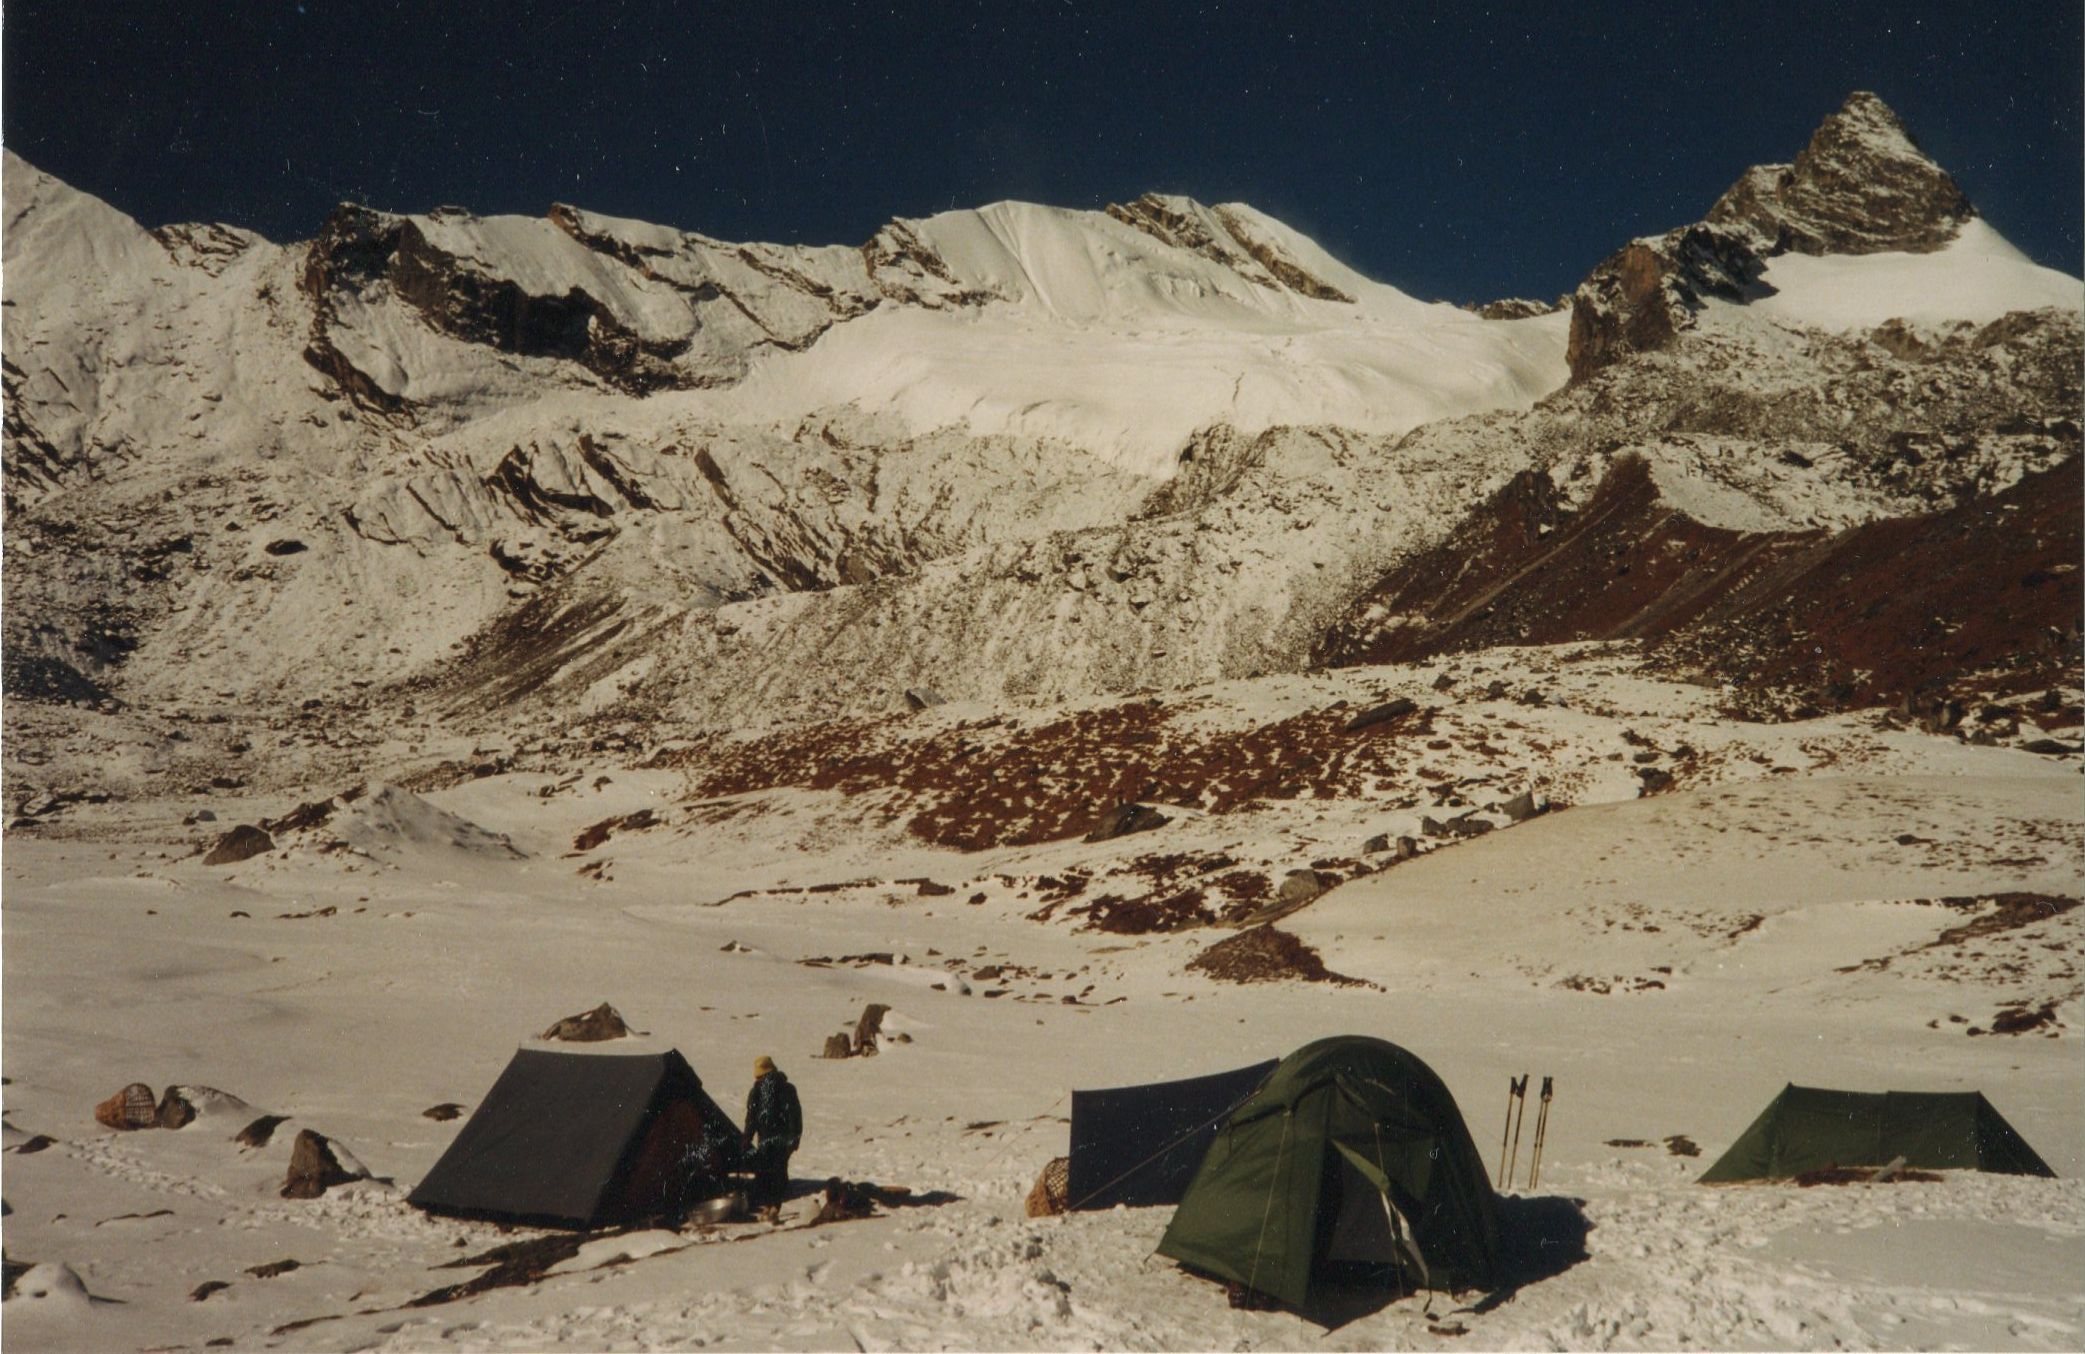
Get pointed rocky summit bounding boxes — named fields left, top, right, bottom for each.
left=1567, top=91, right=1978, bottom=379
left=1706, top=90, right=1974, bottom=255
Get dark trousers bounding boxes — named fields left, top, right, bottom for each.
left=750, top=1138, right=793, bottom=1204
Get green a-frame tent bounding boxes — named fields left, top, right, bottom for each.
left=1700, top=1084, right=2055, bottom=1183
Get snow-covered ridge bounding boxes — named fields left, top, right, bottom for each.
left=295, top=179, right=1575, bottom=474
left=2, top=89, right=2079, bottom=729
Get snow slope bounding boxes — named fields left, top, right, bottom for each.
left=1738, top=218, right=2082, bottom=329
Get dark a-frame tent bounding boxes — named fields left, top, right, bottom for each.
left=1700, top=1084, right=2055, bottom=1183
left=1067, top=1058, right=1279, bottom=1210
left=410, top=1046, right=744, bottom=1229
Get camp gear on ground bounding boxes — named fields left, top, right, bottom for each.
left=1027, top=1156, right=1072, bottom=1216
left=409, top=1046, right=742, bottom=1229
left=1158, top=1036, right=1500, bottom=1320
left=1067, top=1059, right=1279, bottom=1210
left=1699, top=1084, right=2055, bottom=1183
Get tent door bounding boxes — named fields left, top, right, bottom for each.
left=1320, top=1144, right=1429, bottom=1292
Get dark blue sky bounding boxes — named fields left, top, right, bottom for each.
left=6, top=1, right=2079, bottom=304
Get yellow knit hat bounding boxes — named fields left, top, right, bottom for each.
left=753, top=1055, right=776, bottom=1076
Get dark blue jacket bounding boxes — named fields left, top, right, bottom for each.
left=745, top=1071, right=802, bottom=1151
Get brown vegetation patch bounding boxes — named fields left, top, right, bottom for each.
left=1928, top=893, right=2080, bottom=948
left=1978, top=1001, right=2061, bottom=1037
left=1186, top=926, right=1371, bottom=987
left=658, top=696, right=1444, bottom=851
left=1068, top=889, right=1210, bottom=934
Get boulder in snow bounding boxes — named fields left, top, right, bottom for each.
left=202, top=824, right=274, bottom=865
left=156, top=1085, right=254, bottom=1130
left=540, top=1002, right=639, bottom=1042
left=1496, top=789, right=1548, bottom=823
left=281, top=1129, right=368, bottom=1199
left=1276, top=869, right=1330, bottom=908
left=1083, top=802, right=1170, bottom=843
left=852, top=1003, right=892, bottom=1055
left=1343, top=697, right=1418, bottom=732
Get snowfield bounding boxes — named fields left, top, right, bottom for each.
left=4, top=659, right=2081, bottom=1351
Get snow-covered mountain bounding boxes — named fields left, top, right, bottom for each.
left=4, top=92, right=2082, bottom=1353
left=2, top=91, right=2078, bottom=789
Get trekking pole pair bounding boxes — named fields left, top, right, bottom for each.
left=1497, top=1074, right=1554, bottom=1190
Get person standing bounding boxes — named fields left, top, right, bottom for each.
left=744, top=1055, right=802, bottom=1205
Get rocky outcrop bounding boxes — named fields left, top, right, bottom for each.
left=1705, top=91, right=1973, bottom=256
left=1107, top=194, right=1356, bottom=302
left=1186, top=926, right=1368, bottom=987
left=1467, top=297, right=1566, bottom=320
left=301, top=205, right=698, bottom=397
left=202, top=824, right=275, bottom=866
left=1565, top=224, right=1767, bottom=379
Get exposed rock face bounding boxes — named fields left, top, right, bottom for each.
left=1275, top=869, right=1330, bottom=909
left=1468, top=297, right=1566, bottom=320
left=1566, top=225, right=1767, bottom=379
left=155, top=1085, right=253, bottom=1130
left=1343, top=698, right=1418, bottom=732
left=851, top=1002, right=892, bottom=1054
left=1320, top=445, right=2083, bottom=710
left=1706, top=91, right=1973, bottom=256
left=1106, top=193, right=1356, bottom=302
left=302, top=204, right=698, bottom=398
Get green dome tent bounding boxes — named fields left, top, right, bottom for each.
left=1156, top=1036, right=1499, bottom=1318
left=1699, top=1084, right=2055, bottom=1184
